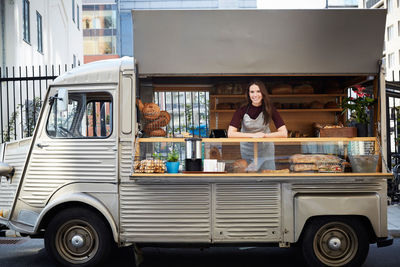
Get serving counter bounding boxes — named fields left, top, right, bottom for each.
left=131, top=137, right=390, bottom=177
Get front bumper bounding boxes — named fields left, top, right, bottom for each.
left=377, top=236, right=394, bottom=247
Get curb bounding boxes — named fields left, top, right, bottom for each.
left=389, top=229, right=400, bottom=238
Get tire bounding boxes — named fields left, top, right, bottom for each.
left=44, top=207, right=113, bottom=267
left=301, top=217, right=369, bottom=267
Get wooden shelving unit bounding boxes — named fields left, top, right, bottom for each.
left=210, top=93, right=345, bottom=136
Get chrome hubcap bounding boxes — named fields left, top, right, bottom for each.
left=328, top=237, right=342, bottom=251
left=71, top=235, right=84, bottom=249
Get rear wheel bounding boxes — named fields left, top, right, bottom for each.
left=44, top=207, right=112, bottom=267
left=301, top=217, right=369, bottom=267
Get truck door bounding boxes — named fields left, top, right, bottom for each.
left=17, top=87, right=118, bottom=210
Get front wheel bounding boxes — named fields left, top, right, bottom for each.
left=301, top=217, right=369, bottom=267
left=44, top=207, right=112, bottom=267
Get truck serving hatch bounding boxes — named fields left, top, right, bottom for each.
left=132, top=9, right=386, bottom=76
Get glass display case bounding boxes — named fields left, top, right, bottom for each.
left=132, top=137, right=384, bottom=175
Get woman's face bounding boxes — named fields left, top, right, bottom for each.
left=249, top=84, right=263, bottom=106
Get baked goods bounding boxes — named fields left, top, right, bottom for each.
left=144, top=111, right=171, bottom=132
left=143, top=103, right=161, bottom=120
left=136, top=99, right=145, bottom=112
left=136, top=100, right=170, bottom=137
left=293, top=84, right=314, bottom=94
left=271, top=84, right=293, bottom=95
left=134, top=159, right=166, bottom=173
left=232, top=159, right=248, bottom=173
left=289, top=154, right=344, bottom=173
left=209, top=147, right=222, bottom=160
left=149, top=129, right=166, bottom=137
left=310, top=101, right=324, bottom=109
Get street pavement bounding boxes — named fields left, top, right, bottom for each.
left=388, top=204, right=400, bottom=237
left=0, top=238, right=400, bottom=267
left=0, top=205, right=399, bottom=266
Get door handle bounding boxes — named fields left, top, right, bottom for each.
left=36, top=143, right=49, bottom=149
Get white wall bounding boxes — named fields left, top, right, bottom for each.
left=1, top=0, right=83, bottom=69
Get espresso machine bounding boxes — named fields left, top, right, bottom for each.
left=185, top=138, right=202, bottom=171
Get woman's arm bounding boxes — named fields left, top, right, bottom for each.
left=263, top=125, right=288, bottom=138
left=228, top=126, right=265, bottom=138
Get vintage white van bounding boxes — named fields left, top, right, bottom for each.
left=0, top=9, right=394, bottom=267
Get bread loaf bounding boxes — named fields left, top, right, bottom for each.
left=271, top=84, right=293, bottom=95
left=143, top=103, right=160, bottom=120
left=144, top=111, right=171, bottom=133
left=232, top=159, right=248, bottom=173
left=149, top=129, right=166, bottom=137
left=293, top=84, right=314, bottom=94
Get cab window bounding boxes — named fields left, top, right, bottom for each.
left=46, top=92, right=112, bottom=138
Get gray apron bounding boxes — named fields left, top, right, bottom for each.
left=240, top=108, right=276, bottom=171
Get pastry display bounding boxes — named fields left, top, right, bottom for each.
left=134, top=159, right=166, bottom=173
left=289, top=154, right=344, bottom=173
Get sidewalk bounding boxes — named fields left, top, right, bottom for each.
left=388, top=204, right=400, bottom=237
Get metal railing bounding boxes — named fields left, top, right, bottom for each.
left=0, top=65, right=71, bottom=143
left=154, top=91, right=210, bottom=137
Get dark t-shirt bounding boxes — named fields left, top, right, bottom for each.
left=229, top=104, right=285, bottom=129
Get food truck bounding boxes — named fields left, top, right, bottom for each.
left=0, top=9, right=394, bottom=267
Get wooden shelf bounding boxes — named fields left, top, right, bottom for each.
left=210, top=94, right=346, bottom=98
left=211, top=108, right=342, bottom=113
left=137, top=137, right=377, bottom=143
left=130, top=172, right=392, bottom=177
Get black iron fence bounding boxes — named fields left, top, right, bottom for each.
left=0, top=65, right=72, bottom=143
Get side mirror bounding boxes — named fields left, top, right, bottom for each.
left=57, top=88, right=69, bottom=112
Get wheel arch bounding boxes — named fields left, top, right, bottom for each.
left=298, top=215, right=376, bottom=244
left=36, top=193, right=118, bottom=244
left=294, top=193, right=384, bottom=242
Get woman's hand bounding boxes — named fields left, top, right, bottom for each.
left=253, top=132, right=265, bottom=138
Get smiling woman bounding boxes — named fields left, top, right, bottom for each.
left=227, top=80, right=288, bottom=171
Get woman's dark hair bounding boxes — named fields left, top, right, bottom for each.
left=245, top=80, right=272, bottom=125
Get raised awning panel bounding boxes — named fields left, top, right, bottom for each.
left=132, top=9, right=386, bottom=76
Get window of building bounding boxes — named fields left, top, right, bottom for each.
left=388, top=52, right=395, bottom=69
left=388, top=25, right=394, bottom=41
left=72, top=0, right=75, bottom=23
left=73, top=54, right=76, bottom=67
left=77, top=5, right=80, bottom=30
left=23, top=0, right=30, bottom=43
left=36, top=12, right=42, bottom=53
left=82, top=4, right=117, bottom=55
left=46, top=92, right=113, bottom=139
left=398, top=0, right=400, bottom=7
left=388, top=0, right=393, bottom=12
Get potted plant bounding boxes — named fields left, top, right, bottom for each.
left=166, top=149, right=180, bottom=173
left=340, top=85, right=376, bottom=137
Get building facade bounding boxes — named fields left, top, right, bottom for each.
left=0, top=0, right=83, bottom=70
left=82, top=0, right=119, bottom=63
left=361, top=0, right=400, bottom=81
